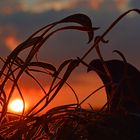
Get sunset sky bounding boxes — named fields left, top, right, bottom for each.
left=0, top=0, right=140, bottom=113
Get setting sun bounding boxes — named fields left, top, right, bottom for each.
left=9, top=99, right=27, bottom=113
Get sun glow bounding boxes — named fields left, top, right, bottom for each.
left=9, top=99, right=27, bottom=113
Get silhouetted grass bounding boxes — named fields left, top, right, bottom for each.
left=0, top=9, right=140, bottom=140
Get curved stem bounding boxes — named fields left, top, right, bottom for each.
left=80, top=9, right=140, bottom=61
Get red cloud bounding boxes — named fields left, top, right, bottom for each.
left=115, top=0, right=131, bottom=12
left=0, top=0, right=22, bottom=15
left=21, top=0, right=79, bottom=13
left=89, top=0, right=104, bottom=10
left=4, top=35, right=20, bottom=51
left=0, top=0, right=133, bottom=14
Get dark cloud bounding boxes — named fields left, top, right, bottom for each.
left=0, top=0, right=139, bottom=68
left=0, top=0, right=136, bottom=15
left=131, top=0, right=140, bottom=9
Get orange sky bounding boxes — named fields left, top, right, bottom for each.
left=0, top=0, right=140, bottom=115
left=7, top=70, right=107, bottom=114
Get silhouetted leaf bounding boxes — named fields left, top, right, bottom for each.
left=10, top=36, right=43, bottom=59
left=55, top=59, right=72, bottom=76
left=50, top=59, right=80, bottom=101
left=60, top=14, right=92, bottom=26
left=95, top=36, right=109, bottom=44
left=50, top=59, right=72, bottom=90
left=29, top=62, right=56, bottom=73
left=0, top=36, right=43, bottom=77
left=48, top=59, right=79, bottom=105
left=112, top=50, right=127, bottom=63
left=112, top=50, right=128, bottom=89
left=59, top=13, right=99, bottom=43
left=62, top=59, right=79, bottom=81
left=15, top=57, right=24, bottom=66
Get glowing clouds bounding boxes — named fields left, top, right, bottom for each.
left=0, top=0, right=135, bottom=15
left=4, top=35, right=20, bottom=51
left=21, top=0, right=78, bottom=13
left=115, top=0, right=131, bottom=12
left=88, top=0, right=131, bottom=13
left=89, top=0, right=104, bottom=10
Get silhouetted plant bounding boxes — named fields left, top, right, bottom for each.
left=0, top=9, right=139, bottom=140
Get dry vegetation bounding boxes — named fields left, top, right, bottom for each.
left=0, top=9, right=140, bottom=140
